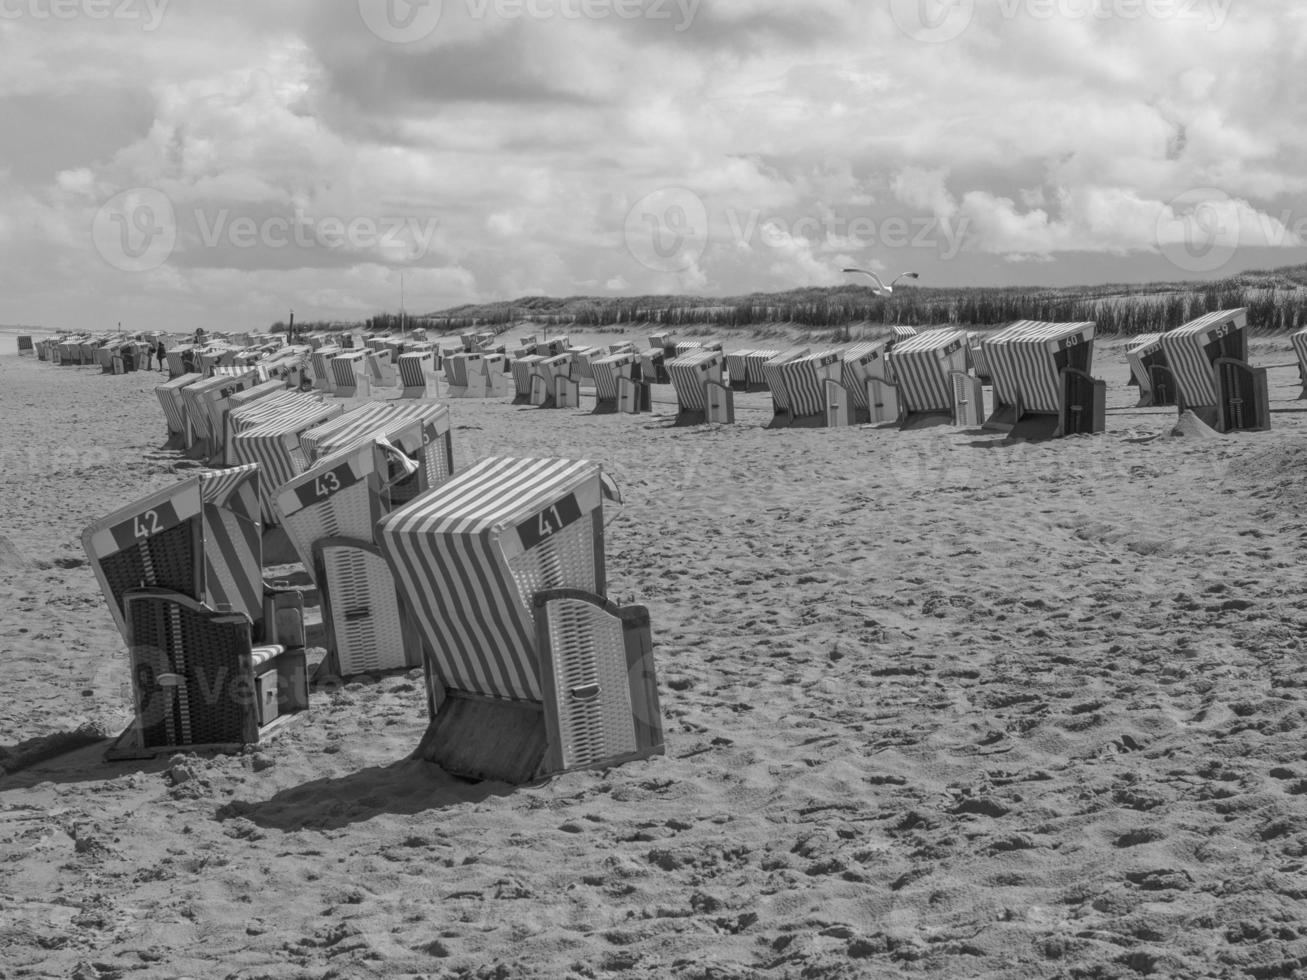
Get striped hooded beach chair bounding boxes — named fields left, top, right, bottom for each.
left=967, top=332, right=992, bottom=383
left=1292, top=327, right=1307, bottom=399
left=212, top=379, right=288, bottom=460
left=589, top=351, right=638, bottom=413
left=1160, top=308, right=1265, bottom=431
left=229, top=400, right=348, bottom=524
left=397, top=350, right=438, bottom=398
left=534, top=337, right=571, bottom=358
left=330, top=350, right=371, bottom=398
left=155, top=373, right=204, bottom=443
left=179, top=369, right=260, bottom=457
left=760, top=348, right=811, bottom=421
left=981, top=320, right=1099, bottom=437
left=886, top=329, right=969, bottom=427
left=511, top=354, right=547, bottom=404
left=1125, top=333, right=1175, bottom=407
left=275, top=435, right=437, bottom=678
left=309, top=346, right=342, bottom=394
left=376, top=457, right=664, bottom=783
left=224, top=390, right=323, bottom=464
left=825, top=341, right=891, bottom=426
left=301, top=401, right=454, bottom=497
left=531, top=353, right=577, bottom=408
left=666, top=348, right=732, bottom=425
left=764, top=349, right=842, bottom=428
left=82, top=465, right=309, bottom=759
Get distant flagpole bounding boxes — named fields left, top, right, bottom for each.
left=400, top=273, right=406, bottom=341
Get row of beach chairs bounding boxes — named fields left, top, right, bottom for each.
left=81, top=383, right=666, bottom=783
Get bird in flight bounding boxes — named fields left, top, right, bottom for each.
left=842, top=268, right=920, bottom=295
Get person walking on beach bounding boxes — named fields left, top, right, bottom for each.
left=155, top=340, right=167, bottom=371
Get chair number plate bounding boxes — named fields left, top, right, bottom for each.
left=517, top=493, right=583, bottom=550
left=294, top=463, right=359, bottom=508
left=111, top=502, right=182, bottom=549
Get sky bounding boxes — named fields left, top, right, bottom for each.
left=1, top=0, right=1305, bottom=333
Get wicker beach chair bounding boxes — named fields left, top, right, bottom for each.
left=1160, top=309, right=1265, bottom=431
left=1292, top=327, right=1307, bottom=399
left=884, top=329, right=969, bottom=428
left=666, top=349, right=731, bottom=425
left=377, top=457, right=664, bottom=783
left=764, top=350, right=842, bottom=428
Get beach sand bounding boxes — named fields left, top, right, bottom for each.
left=2, top=330, right=1306, bottom=979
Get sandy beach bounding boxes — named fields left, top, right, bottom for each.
left=2, top=329, right=1306, bottom=980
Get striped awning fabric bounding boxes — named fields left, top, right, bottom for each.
left=771, top=351, right=843, bottom=418
left=745, top=350, right=780, bottom=385
left=181, top=370, right=260, bottom=446
left=590, top=352, right=636, bottom=402
left=376, top=457, right=605, bottom=703
left=197, top=464, right=263, bottom=626
left=301, top=402, right=399, bottom=460
left=840, top=342, right=889, bottom=408
left=230, top=401, right=347, bottom=523
left=666, top=349, right=724, bottom=412
left=1160, top=308, right=1247, bottom=408
left=310, top=346, right=342, bottom=384
left=304, top=401, right=449, bottom=463
left=725, top=350, right=754, bottom=383
left=892, top=326, right=919, bottom=340
left=1292, top=328, right=1307, bottom=376
left=535, top=338, right=570, bottom=357
left=760, top=349, right=812, bottom=412
left=984, top=320, right=1095, bottom=414
left=890, top=329, right=969, bottom=413
left=445, top=353, right=482, bottom=388
left=1125, top=333, right=1164, bottom=388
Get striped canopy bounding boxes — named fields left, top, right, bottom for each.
left=377, top=457, right=606, bottom=703
left=1292, top=328, right=1307, bottom=375
left=180, top=370, right=260, bottom=447
left=984, top=320, right=1095, bottom=414
left=331, top=351, right=368, bottom=388
left=1125, top=333, right=1165, bottom=388
left=301, top=402, right=400, bottom=461
left=768, top=351, right=842, bottom=419
left=511, top=354, right=547, bottom=397
left=666, top=349, right=724, bottom=412
left=397, top=351, right=435, bottom=389
left=1159, top=308, right=1247, bottom=408
left=155, top=374, right=203, bottom=437
left=760, top=349, right=812, bottom=413
left=889, top=329, right=969, bottom=413
left=230, top=401, right=346, bottom=522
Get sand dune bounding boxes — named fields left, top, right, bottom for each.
left=2, top=333, right=1306, bottom=979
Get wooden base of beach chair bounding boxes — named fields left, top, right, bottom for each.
left=1060, top=368, right=1106, bottom=436
left=617, top=378, right=650, bottom=414
left=705, top=381, right=734, bottom=424
left=413, top=690, right=549, bottom=784
left=1214, top=358, right=1271, bottom=433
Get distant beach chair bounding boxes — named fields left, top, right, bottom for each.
left=885, top=329, right=970, bottom=428
left=667, top=348, right=731, bottom=425
left=397, top=350, right=438, bottom=398
left=309, top=346, right=342, bottom=394
left=155, top=373, right=203, bottom=444
left=376, top=457, right=665, bottom=782
left=179, top=369, right=260, bottom=458
left=330, top=350, right=371, bottom=398
left=1292, top=327, right=1307, bottom=399
left=760, top=347, right=810, bottom=423
left=825, top=341, right=891, bottom=426
left=764, top=350, right=842, bottom=428
left=531, top=353, right=576, bottom=408
left=1124, top=333, right=1175, bottom=407
left=1160, top=308, right=1265, bottom=431
left=511, top=354, right=547, bottom=404
left=590, top=351, right=638, bottom=413
left=982, top=320, right=1100, bottom=438
left=967, top=332, right=992, bottom=384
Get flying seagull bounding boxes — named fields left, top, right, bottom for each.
left=842, top=268, right=920, bottom=295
